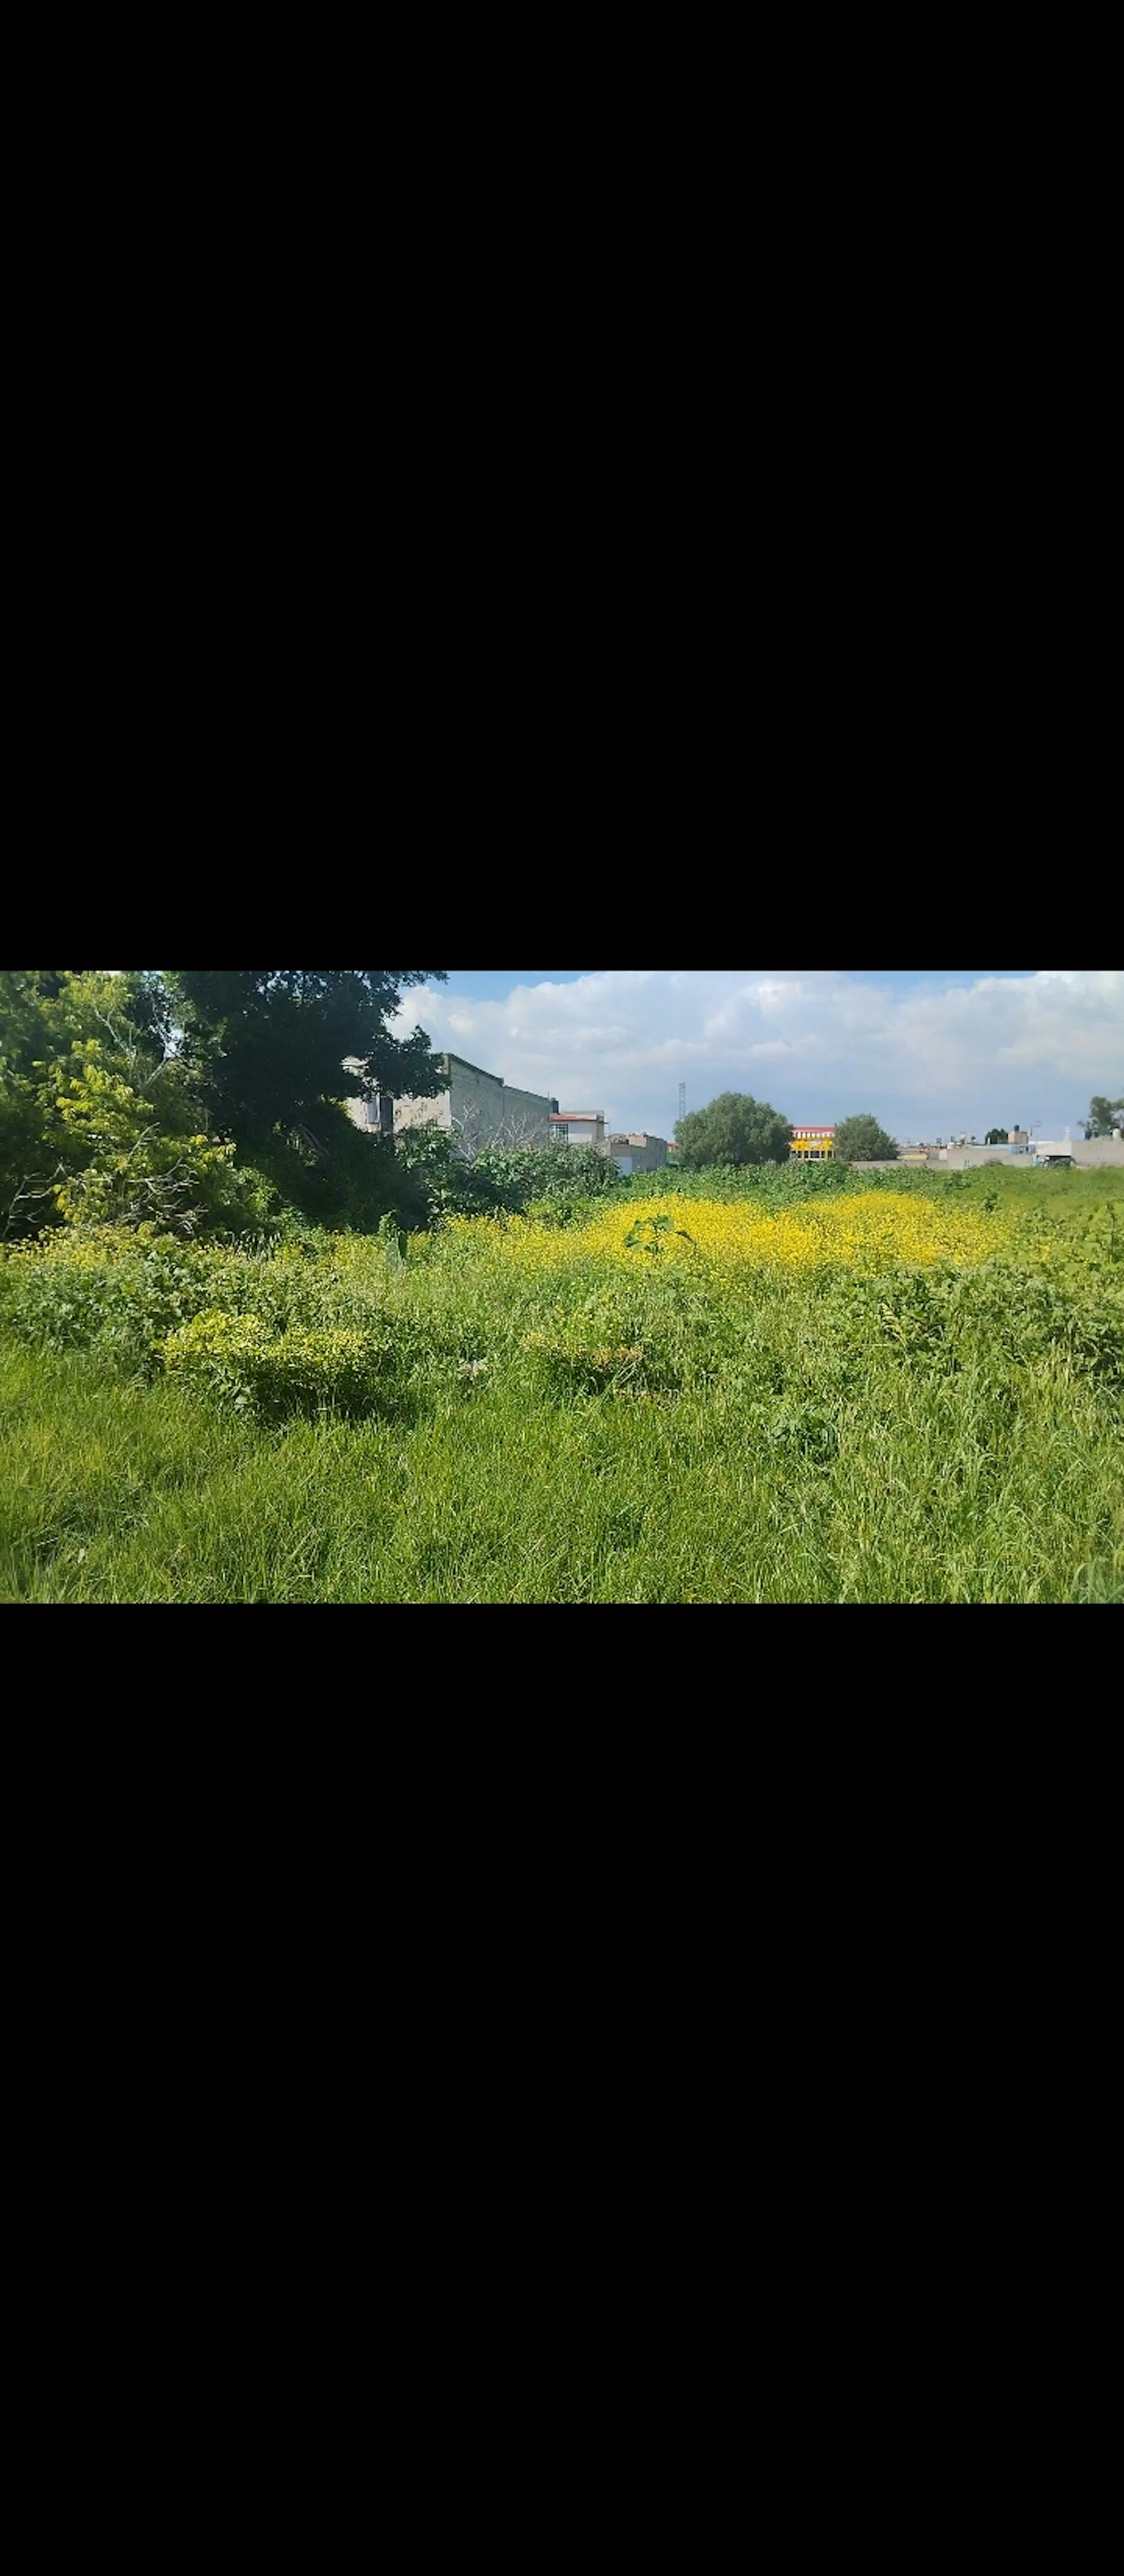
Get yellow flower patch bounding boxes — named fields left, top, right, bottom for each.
left=448, top=1192, right=1010, bottom=1274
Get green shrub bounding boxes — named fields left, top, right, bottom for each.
left=394, top=1130, right=625, bottom=1226
left=161, top=1310, right=404, bottom=1421
left=822, top=1257, right=1124, bottom=1385
left=0, top=1228, right=218, bottom=1368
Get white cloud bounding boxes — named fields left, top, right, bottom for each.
left=394, top=970, right=1123, bottom=1140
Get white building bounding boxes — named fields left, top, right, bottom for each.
left=550, top=1112, right=606, bottom=1150
left=1031, top=1135, right=1124, bottom=1168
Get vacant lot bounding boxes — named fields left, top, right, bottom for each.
left=2, top=1168, right=1121, bottom=1602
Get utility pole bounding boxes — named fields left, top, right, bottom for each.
left=678, top=1082, right=686, bottom=1127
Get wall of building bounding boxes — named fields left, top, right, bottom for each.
left=791, top=1127, right=836, bottom=1160
left=444, top=1059, right=553, bottom=1147
left=347, top=1054, right=555, bottom=1151
left=555, top=1117, right=605, bottom=1149
left=928, top=1138, right=1124, bottom=1170
left=927, top=1151, right=1023, bottom=1169
left=607, top=1135, right=668, bottom=1174
left=1031, top=1137, right=1124, bottom=1167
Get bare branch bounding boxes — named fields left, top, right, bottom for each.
left=3, top=1165, right=67, bottom=1240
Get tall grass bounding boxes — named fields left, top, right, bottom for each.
left=2, top=1165, right=1121, bottom=1602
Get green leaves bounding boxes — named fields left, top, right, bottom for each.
left=165, top=971, right=450, bottom=1151
left=162, top=1309, right=404, bottom=1422
left=674, top=1093, right=792, bottom=1169
left=833, top=1115, right=899, bottom=1164
left=624, top=1213, right=695, bottom=1257
left=377, top=1212, right=408, bottom=1266
left=1086, top=1096, right=1124, bottom=1138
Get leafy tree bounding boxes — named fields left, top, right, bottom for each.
left=1, top=972, right=178, bottom=1237
left=1084, top=1095, right=1124, bottom=1138
left=674, top=1093, right=791, bottom=1169
left=833, top=1115, right=899, bottom=1163
left=47, top=1042, right=255, bottom=1231
left=1, top=970, right=164, bottom=1081
left=1, top=970, right=453, bottom=1240
left=985, top=1129, right=1009, bottom=1146
left=158, top=971, right=451, bottom=1231
left=164, top=971, right=449, bottom=1148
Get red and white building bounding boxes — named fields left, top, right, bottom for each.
left=551, top=1112, right=606, bottom=1148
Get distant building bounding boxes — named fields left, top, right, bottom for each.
left=1031, top=1136, right=1124, bottom=1168
left=606, top=1133, right=669, bottom=1177
left=930, top=1135, right=1123, bottom=1170
left=551, top=1112, right=607, bottom=1150
left=347, top=1052, right=556, bottom=1152
left=790, top=1124, right=836, bottom=1161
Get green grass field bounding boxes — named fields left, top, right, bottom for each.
left=2, top=1166, right=1122, bottom=1602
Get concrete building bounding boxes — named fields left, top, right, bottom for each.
left=790, top=1125, right=836, bottom=1161
left=551, top=1112, right=607, bottom=1150
left=347, top=1052, right=557, bottom=1152
left=1030, top=1135, right=1124, bottom=1168
left=606, top=1133, right=669, bottom=1178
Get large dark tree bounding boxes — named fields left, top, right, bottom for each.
left=164, top=971, right=449, bottom=1148
left=674, top=1093, right=791, bottom=1168
left=1084, top=1094, right=1124, bottom=1138
left=833, top=1114, right=899, bottom=1163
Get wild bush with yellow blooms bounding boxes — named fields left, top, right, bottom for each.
left=447, top=1188, right=1011, bottom=1275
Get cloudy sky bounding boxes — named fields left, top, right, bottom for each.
left=393, top=970, right=1122, bottom=1142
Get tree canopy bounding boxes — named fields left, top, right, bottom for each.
left=673, top=1093, right=791, bottom=1169
left=164, top=971, right=449, bottom=1147
left=833, top=1114, right=899, bottom=1163
left=1084, top=1094, right=1124, bottom=1138
left=1, top=969, right=450, bottom=1239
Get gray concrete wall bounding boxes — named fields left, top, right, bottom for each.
left=347, top=1053, right=554, bottom=1152
left=442, top=1058, right=553, bottom=1148
left=926, top=1152, right=1034, bottom=1170
left=608, top=1135, right=668, bottom=1172
left=1032, top=1138, right=1124, bottom=1167
left=934, top=1138, right=1124, bottom=1170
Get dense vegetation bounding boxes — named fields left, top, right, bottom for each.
left=5, top=977, right=1120, bottom=1602
left=1085, top=1095, right=1124, bottom=1137
left=0, top=968, right=453, bottom=1240
left=2, top=1161, right=1121, bottom=1603
left=833, top=1113, right=899, bottom=1162
left=673, top=1093, right=792, bottom=1168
